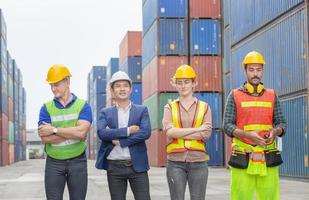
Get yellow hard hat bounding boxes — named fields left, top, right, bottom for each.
left=174, top=64, right=197, bottom=80
left=46, top=64, right=72, bottom=83
left=242, top=51, right=266, bottom=68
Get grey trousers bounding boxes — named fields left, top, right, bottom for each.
left=166, top=160, right=208, bottom=200
left=45, top=152, right=88, bottom=200
left=107, top=160, right=151, bottom=200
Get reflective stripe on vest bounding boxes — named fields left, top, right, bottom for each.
left=45, top=98, right=87, bottom=160
left=166, top=100, right=208, bottom=153
left=233, top=89, right=275, bottom=145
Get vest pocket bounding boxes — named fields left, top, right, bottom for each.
left=264, top=149, right=283, bottom=167
left=228, top=151, right=249, bottom=169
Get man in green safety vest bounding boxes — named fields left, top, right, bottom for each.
left=38, top=64, right=92, bottom=200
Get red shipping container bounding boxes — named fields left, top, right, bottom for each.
left=142, top=56, right=188, bottom=100
left=119, top=31, right=142, bottom=65
left=142, top=56, right=222, bottom=100
left=190, top=0, right=221, bottom=19
left=1, top=139, right=9, bottom=166
left=8, top=97, right=14, bottom=121
left=146, top=129, right=167, bottom=167
left=9, top=144, right=14, bottom=165
left=190, top=56, right=222, bottom=92
left=224, top=135, right=232, bottom=168
left=0, top=113, right=8, bottom=140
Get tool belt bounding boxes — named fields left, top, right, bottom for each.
left=228, top=145, right=283, bottom=169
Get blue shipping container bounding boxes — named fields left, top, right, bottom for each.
left=0, top=9, right=7, bottom=41
left=0, top=36, right=7, bottom=64
left=230, top=8, right=308, bottom=96
left=224, top=27, right=231, bottom=73
left=0, top=64, right=7, bottom=95
left=14, top=142, right=23, bottom=162
left=0, top=91, right=8, bottom=115
left=223, top=0, right=230, bottom=27
left=94, top=79, right=107, bottom=94
left=107, top=58, right=119, bottom=81
left=194, top=92, right=222, bottom=128
left=131, top=83, right=142, bottom=105
left=190, top=19, right=221, bottom=55
left=280, top=95, right=309, bottom=178
left=142, top=18, right=188, bottom=67
left=206, top=129, right=224, bottom=166
left=231, top=0, right=304, bottom=45
left=90, top=66, right=106, bottom=82
left=143, top=0, right=188, bottom=35
left=224, top=72, right=231, bottom=101
left=120, top=57, right=142, bottom=83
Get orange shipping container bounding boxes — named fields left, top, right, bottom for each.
left=119, top=31, right=142, bottom=65
left=142, top=56, right=222, bottom=100
left=190, top=56, right=222, bottom=92
left=0, top=113, right=8, bottom=140
left=9, top=144, right=14, bottom=164
left=190, top=0, right=221, bottom=19
left=146, top=129, right=167, bottom=167
left=22, top=129, right=27, bottom=146
left=1, top=139, right=9, bottom=166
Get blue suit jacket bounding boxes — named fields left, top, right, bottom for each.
left=95, top=104, right=151, bottom=172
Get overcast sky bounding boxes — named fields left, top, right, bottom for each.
left=0, top=0, right=142, bottom=129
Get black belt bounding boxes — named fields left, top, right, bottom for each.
left=109, top=160, right=132, bottom=167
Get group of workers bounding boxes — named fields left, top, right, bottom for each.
left=38, top=50, right=286, bottom=200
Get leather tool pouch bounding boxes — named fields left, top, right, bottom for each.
left=264, top=149, right=283, bottom=167
left=228, top=151, right=249, bottom=169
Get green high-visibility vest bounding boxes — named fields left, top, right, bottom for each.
left=45, top=98, right=87, bottom=160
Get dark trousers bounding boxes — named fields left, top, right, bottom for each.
left=167, top=160, right=208, bottom=200
left=45, top=152, right=88, bottom=200
left=107, top=160, right=151, bottom=200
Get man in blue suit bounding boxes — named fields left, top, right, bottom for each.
left=96, top=71, right=151, bottom=200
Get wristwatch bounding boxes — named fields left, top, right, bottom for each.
left=53, top=127, right=58, bottom=135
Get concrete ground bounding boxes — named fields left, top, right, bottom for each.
left=0, top=159, right=308, bottom=200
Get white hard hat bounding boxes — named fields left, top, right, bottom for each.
left=109, top=71, right=132, bottom=86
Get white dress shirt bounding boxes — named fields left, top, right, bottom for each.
left=107, top=103, right=131, bottom=160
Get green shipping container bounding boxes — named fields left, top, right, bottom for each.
left=143, top=92, right=179, bottom=130
left=8, top=121, right=14, bottom=144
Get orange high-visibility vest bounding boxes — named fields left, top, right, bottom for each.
left=233, top=89, right=275, bottom=145
left=166, top=100, right=208, bottom=153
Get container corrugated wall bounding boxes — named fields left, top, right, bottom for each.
left=119, top=31, right=142, bottom=65
left=131, top=83, right=142, bottom=105
left=143, top=0, right=188, bottom=35
left=120, top=57, right=142, bottom=83
left=230, top=0, right=304, bottom=45
left=142, top=19, right=188, bottom=67
left=190, top=19, right=221, bottom=55
left=146, top=129, right=167, bottom=167
left=189, top=0, right=220, bottom=19
left=280, top=95, right=309, bottom=177
left=206, top=130, right=224, bottom=166
left=107, top=58, right=119, bottom=81
left=224, top=26, right=231, bottom=73
left=231, top=8, right=308, bottom=96
left=223, top=0, right=230, bottom=27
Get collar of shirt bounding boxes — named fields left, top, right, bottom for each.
left=174, top=97, right=198, bottom=110
left=116, top=101, right=132, bottom=112
left=53, top=93, right=77, bottom=109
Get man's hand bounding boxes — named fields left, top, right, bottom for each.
left=38, top=122, right=54, bottom=137
left=129, top=125, right=140, bottom=134
left=246, top=131, right=267, bottom=147
left=265, top=128, right=279, bottom=144
left=112, top=140, right=120, bottom=145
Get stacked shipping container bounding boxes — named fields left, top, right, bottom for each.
left=1, top=9, right=26, bottom=166
left=87, top=66, right=107, bottom=159
left=142, top=0, right=223, bottom=167
left=224, top=0, right=309, bottom=177
left=119, top=31, right=143, bottom=105
left=106, top=58, right=119, bottom=107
